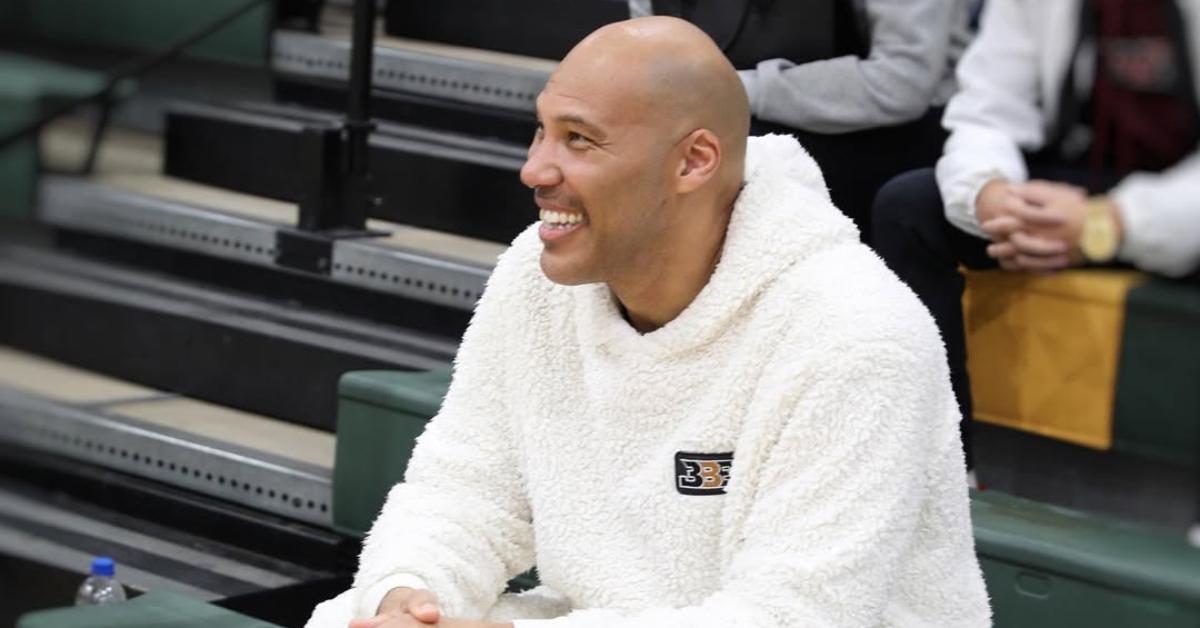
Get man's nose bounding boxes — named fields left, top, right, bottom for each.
left=520, top=141, right=562, bottom=189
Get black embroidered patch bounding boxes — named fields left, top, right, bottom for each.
left=675, top=451, right=733, bottom=495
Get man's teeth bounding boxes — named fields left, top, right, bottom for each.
left=539, top=209, right=584, bottom=226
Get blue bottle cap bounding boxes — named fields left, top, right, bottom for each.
left=91, top=557, right=115, bottom=577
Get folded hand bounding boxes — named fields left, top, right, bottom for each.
left=347, top=587, right=512, bottom=628
left=976, top=179, right=1088, bottom=272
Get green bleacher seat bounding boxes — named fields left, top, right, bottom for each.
left=334, top=368, right=1200, bottom=627
left=25, top=369, right=1197, bottom=626
left=1113, top=278, right=1200, bottom=467
left=334, top=368, right=539, bottom=591
left=17, top=590, right=281, bottom=628
left=0, top=54, right=134, bottom=219
left=973, top=489, right=1200, bottom=627
left=1, top=0, right=270, bottom=67
left=333, top=368, right=453, bottom=537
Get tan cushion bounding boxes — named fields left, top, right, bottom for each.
left=962, top=269, right=1147, bottom=449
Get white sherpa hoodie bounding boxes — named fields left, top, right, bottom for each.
left=306, top=135, right=991, bottom=628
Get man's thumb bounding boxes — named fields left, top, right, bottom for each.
left=348, top=616, right=389, bottom=628
left=407, top=590, right=441, bottom=623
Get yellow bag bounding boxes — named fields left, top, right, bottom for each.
left=962, top=269, right=1146, bottom=449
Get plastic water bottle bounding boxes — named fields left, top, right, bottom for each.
left=74, top=557, right=127, bottom=606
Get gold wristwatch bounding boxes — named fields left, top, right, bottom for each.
left=1079, top=197, right=1120, bottom=263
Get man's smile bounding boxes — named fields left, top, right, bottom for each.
left=536, top=198, right=588, bottom=244
left=538, top=207, right=587, bottom=243
left=538, top=208, right=585, bottom=226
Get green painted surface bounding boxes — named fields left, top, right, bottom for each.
left=0, top=53, right=132, bottom=220
left=0, top=54, right=116, bottom=100
left=335, top=368, right=541, bottom=592
left=332, top=369, right=1200, bottom=626
left=0, top=95, right=38, bottom=220
left=973, top=490, right=1200, bottom=627
left=333, top=368, right=453, bottom=537
left=1, top=0, right=271, bottom=67
left=17, top=590, right=281, bottom=628
left=1112, top=279, right=1200, bottom=467
left=980, top=557, right=1198, bottom=628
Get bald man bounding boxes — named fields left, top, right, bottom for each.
left=306, top=17, right=989, bottom=628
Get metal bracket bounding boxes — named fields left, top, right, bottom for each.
left=297, top=124, right=348, bottom=232
left=275, top=227, right=335, bottom=274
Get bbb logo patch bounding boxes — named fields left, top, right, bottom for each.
left=675, top=451, right=733, bottom=495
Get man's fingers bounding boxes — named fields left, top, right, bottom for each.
left=412, top=604, right=440, bottom=624
left=998, top=257, right=1022, bottom=271
left=990, top=232, right=1071, bottom=272
left=1017, top=180, right=1087, bottom=205
left=1009, top=231, right=1069, bottom=256
left=406, top=590, right=441, bottom=624
left=349, top=613, right=436, bottom=628
left=1014, top=253, right=1071, bottom=271
left=996, top=251, right=1068, bottom=272
left=348, top=616, right=390, bottom=628
left=986, top=241, right=1017, bottom=260
left=988, top=191, right=1065, bottom=228
left=1005, top=200, right=1068, bottom=227
left=981, top=216, right=1022, bottom=240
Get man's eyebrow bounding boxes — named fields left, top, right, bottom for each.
left=554, top=114, right=608, bottom=140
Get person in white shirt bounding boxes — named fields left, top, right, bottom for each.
left=871, top=0, right=1200, bottom=472
left=306, top=16, right=989, bottom=628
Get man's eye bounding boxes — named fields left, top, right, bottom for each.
left=567, top=132, right=593, bottom=146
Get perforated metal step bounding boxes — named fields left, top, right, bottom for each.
left=38, top=175, right=495, bottom=310
left=0, top=384, right=333, bottom=527
left=272, top=30, right=552, bottom=113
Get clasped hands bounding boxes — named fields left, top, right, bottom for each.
left=975, top=178, right=1114, bottom=272
left=348, top=587, right=513, bottom=628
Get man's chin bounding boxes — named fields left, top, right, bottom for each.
left=539, top=252, right=593, bottom=286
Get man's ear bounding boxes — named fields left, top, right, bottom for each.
left=676, top=129, right=721, bottom=194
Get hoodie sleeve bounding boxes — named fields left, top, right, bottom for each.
left=350, top=232, right=539, bottom=620
left=936, top=0, right=1043, bottom=238
left=516, top=336, right=981, bottom=628
left=1110, top=150, right=1200, bottom=277
left=742, top=0, right=961, bottom=133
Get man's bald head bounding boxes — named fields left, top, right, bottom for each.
left=553, top=16, right=750, bottom=180
left=521, top=16, right=751, bottom=293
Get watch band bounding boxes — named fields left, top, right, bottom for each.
left=1079, top=197, right=1119, bottom=263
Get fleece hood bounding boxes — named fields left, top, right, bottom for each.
left=577, top=133, right=860, bottom=359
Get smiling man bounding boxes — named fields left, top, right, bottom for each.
left=306, top=16, right=989, bottom=628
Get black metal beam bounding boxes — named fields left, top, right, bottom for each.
left=273, top=75, right=537, bottom=144
left=0, top=244, right=463, bottom=431
left=164, top=103, right=534, bottom=243
left=0, top=446, right=356, bottom=573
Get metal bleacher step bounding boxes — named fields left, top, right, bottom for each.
left=40, top=172, right=498, bottom=308
left=0, top=242, right=460, bottom=431
left=38, top=118, right=505, bottom=309
left=0, top=346, right=334, bottom=527
left=159, top=100, right=534, bottom=243
left=272, top=26, right=554, bottom=116
left=0, top=346, right=344, bottom=610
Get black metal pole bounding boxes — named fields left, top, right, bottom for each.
left=347, top=0, right=377, bottom=140
left=341, top=0, right=378, bottom=230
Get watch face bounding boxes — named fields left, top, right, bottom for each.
left=1081, top=209, right=1118, bottom=262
